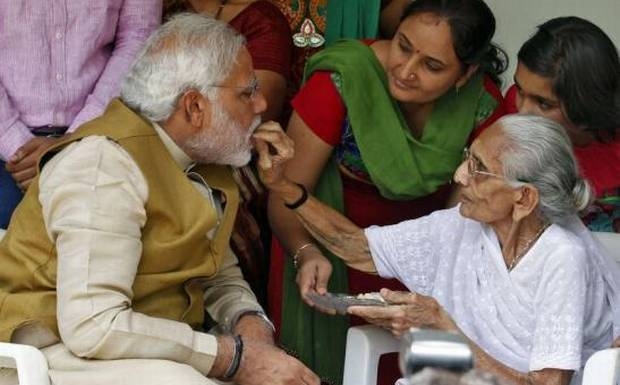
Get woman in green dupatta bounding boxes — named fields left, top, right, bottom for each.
left=267, top=1, right=507, bottom=384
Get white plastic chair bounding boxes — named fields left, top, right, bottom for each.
left=582, top=348, right=620, bottom=385
left=342, top=232, right=620, bottom=385
left=0, top=342, right=50, bottom=385
left=342, top=325, right=401, bottom=385
left=0, top=232, right=48, bottom=385
left=594, top=231, right=620, bottom=263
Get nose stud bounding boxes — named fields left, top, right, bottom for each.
left=407, top=72, right=416, bottom=80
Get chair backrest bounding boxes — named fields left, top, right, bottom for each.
left=0, top=342, right=50, bottom=385
left=582, top=348, right=620, bottom=385
left=593, top=231, right=620, bottom=263
left=343, top=325, right=400, bottom=385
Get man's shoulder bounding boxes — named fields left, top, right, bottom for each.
left=75, top=99, right=155, bottom=140
left=40, top=136, right=142, bottom=188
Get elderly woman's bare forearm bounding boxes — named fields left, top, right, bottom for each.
left=279, top=184, right=375, bottom=272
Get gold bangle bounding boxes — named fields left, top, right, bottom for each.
left=292, top=242, right=316, bottom=269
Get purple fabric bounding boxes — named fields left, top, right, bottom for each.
left=0, top=0, right=162, bottom=160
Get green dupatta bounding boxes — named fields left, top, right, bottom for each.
left=279, top=40, right=495, bottom=385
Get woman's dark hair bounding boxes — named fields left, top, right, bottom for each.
left=163, top=0, right=190, bottom=20
left=518, top=16, right=620, bottom=139
left=401, top=0, right=508, bottom=85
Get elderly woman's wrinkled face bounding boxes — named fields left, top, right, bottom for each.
left=453, top=125, right=518, bottom=225
left=386, top=12, right=470, bottom=104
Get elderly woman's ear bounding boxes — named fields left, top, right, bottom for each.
left=511, top=184, right=540, bottom=222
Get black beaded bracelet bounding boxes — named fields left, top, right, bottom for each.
left=284, top=183, right=308, bottom=209
left=222, top=334, right=244, bottom=380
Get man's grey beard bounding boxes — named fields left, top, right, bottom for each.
left=184, top=101, right=261, bottom=167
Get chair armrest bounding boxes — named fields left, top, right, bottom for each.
left=0, top=342, right=50, bottom=385
left=582, top=348, right=620, bottom=385
left=343, top=325, right=401, bottom=385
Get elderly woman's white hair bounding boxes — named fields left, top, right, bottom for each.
left=120, top=13, right=246, bottom=122
left=497, top=114, right=593, bottom=224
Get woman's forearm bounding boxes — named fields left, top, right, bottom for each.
left=268, top=192, right=316, bottom=255
left=273, top=181, right=375, bottom=272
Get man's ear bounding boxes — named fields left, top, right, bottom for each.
left=512, top=184, right=540, bottom=222
left=179, top=89, right=210, bottom=132
left=455, top=64, right=479, bottom=89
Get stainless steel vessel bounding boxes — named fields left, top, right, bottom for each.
left=399, top=328, right=474, bottom=376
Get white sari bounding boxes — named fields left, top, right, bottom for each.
left=366, top=206, right=620, bottom=383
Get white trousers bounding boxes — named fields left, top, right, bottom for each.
left=0, top=343, right=227, bottom=385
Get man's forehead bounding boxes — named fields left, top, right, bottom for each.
left=223, top=47, right=255, bottom=83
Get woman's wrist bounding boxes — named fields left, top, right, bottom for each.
left=283, top=182, right=308, bottom=209
left=435, top=305, right=457, bottom=331
left=291, top=242, right=320, bottom=268
left=268, top=178, right=300, bottom=199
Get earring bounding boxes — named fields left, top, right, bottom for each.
left=407, top=73, right=416, bottom=80
left=455, top=85, right=460, bottom=95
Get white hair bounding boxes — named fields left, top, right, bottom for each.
left=120, top=13, right=246, bottom=122
left=497, top=114, right=593, bottom=224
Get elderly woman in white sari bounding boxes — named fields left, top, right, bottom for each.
left=253, top=114, right=620, bottom=385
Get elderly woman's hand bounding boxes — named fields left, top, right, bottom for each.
left=253, top=121, right=295, bottom=190
left=613, top=336, right=620, bottom=348
left=347, top=289, right=456, bottom=337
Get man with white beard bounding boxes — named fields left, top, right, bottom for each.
left=0, top=13, right=319, bottom=385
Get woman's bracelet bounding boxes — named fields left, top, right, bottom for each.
left=284, top=182, right=308, bottom=209
left=292, top=242, right=317, bottom=269
left=222, top=334, right=243, bottom=380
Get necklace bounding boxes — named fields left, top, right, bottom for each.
left=507, top=223, right=549, bottom=271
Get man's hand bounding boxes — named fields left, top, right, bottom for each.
left=347, top=289, right=456, bottom=337
left=234, top=339, right=320, bottom=385
left=6, top=136, right=64, bottom=190
left=253, top=121, right=294, bottom=191
left=209, top=313, right=320, bottom=385
left=233, top=312, right=274, bottom=345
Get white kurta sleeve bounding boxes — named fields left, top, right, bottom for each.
left=39, top=136, right=218, bottom=376
left=363, top=207, right=461, bottom=296
left=203, top=248, right=265, bottom=329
